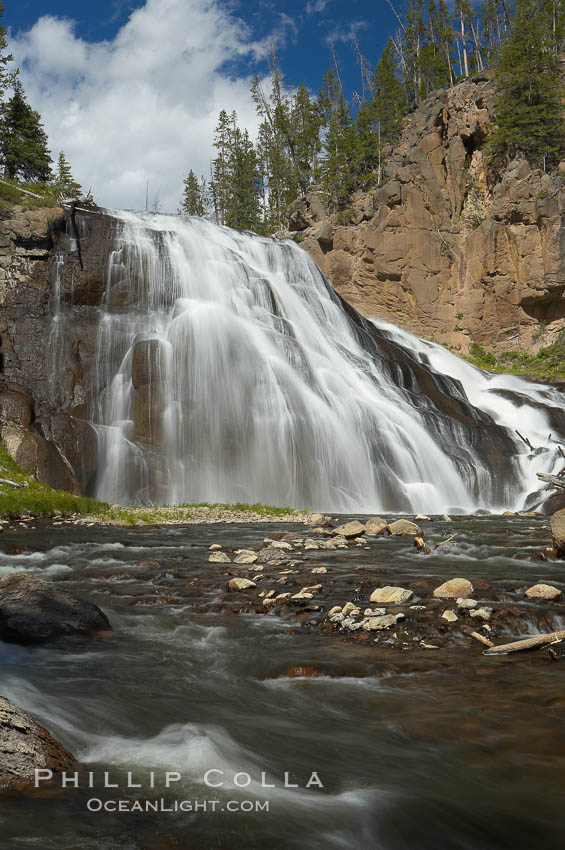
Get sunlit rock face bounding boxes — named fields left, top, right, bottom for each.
left=1, top=206, right=563, bottom=511
left=296, top=73, right=565, bottom=354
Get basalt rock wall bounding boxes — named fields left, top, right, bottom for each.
left=292, top=71, right=565, bottom=355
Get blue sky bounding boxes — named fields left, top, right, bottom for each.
left=4, top=1, right=397, bottom=210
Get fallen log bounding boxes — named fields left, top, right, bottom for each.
left=470, top=630, right=494, bottom=648
left=536, top=472, right=565, bottom=490
left=484, top=629, right=565, bottom=656
left=0, top=477, right=25, bottom=489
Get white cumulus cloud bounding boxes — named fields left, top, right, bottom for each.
left=10, top=0, right=274, bottom=211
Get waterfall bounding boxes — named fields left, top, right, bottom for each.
left=78, top=210, right=562, bottom=512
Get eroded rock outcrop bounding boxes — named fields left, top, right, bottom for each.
left=295, top=72, right=565, bottom=355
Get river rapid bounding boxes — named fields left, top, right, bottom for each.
left=1, top=516, right=565, bottom=850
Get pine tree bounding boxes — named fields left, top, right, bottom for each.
left=181, top=168, right=204, bottom=215
left=54, top=151, right=82, bottom=198
left=0, top=2, right=17, bottom=100
left=209, top=109, right=232, bottom=225
left=319, top=70, right=356, bottom=206
left=371, top=39, right=408, bottom=143
left=489, top=0, right=565, bottom=172
left=225, top=127, right=261, bottom=231
left=0, top=82, right=52, bottom=182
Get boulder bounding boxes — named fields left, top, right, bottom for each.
left=256, top=547, right=290, bottom=566
left=0, top=573, right=110, bottom=645
left=456, top=597, right=477, bottom=609
left=365, top=613, right=405, bottom=630
left=208, top=551, right=230, bottom=563
left=370, top=586, right=414, bottom=604
left=365, top=516, right=387, bottom=535
left=550, top=509, right=565, bottom=557
left=342, top=602, right=360, bottom=616
left=525, top=583, right=562, bottom=600
left=0, top=696, right=77, bottom=791
left=227, top=578, right=256, bottom=592
left=386, top=519, right=422, bottom=537
left=469, top=607, right=492, bottom=620
left=433, top=577, right=474, bottom=599
left=331, top=520, right=365, bottom=538
left=441, top=609, right=458, bottom=622
left=233, top=551, right=258, bottom=565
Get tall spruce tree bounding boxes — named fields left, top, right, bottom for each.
left=489, top=0, right=565, bottom=172
left=54, top=151, right=82, bottom=198
left=225, top=127, right=261, bottom=231
left=371, top=39, right=408, bottom=143
left=209, top=109, right=232, bottom=225
left=181, top=168, right=205, bottom=215
left=0, top=82, right=52, bottom=182
left=0, top=1, right=17, bottom=100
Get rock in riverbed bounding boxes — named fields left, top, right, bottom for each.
left=370, top=586, right=413, bottom=604
left=550, top=509, right=565, bottom=558
left=0, top=573, right=111, bottom=645
left=233, top=550, right=257, bottom=565
left=331, top=521, right=365, bottom=538
left=525, top=583, right=562, bottom=600
left=365, top=517, right=387, bottom=535
left=209, top=551, right=230, bottom=563
left=0, top=696, right=77, bottom=791
left=433, top=578, right=474, bottom=599
left=386, top=519, right=422, bottom=536
left=228, top=578, right=257, bottom=592
left=365, top=613, right=405, bottom=630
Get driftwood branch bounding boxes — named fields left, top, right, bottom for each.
left=470, top=630, right=494, bottom=648
left=434, top=533, right=457, bottom=550
left=0, top=477, right=25, bottom=489
left=484, top=629, right=565, bottom=655
left=537, top=472, right=565, bottom=490
left=516, top=431, right=534, bottom=450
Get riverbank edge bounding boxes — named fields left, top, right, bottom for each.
left=0, top=444, right=309, bottom=525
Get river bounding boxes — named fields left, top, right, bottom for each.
left=1, top=516, right=564, bottom=849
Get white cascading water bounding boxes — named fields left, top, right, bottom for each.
left=88, top=210, right=562, bottom=512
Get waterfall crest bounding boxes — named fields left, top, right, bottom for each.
left=76, top=210, right=562, bottom=512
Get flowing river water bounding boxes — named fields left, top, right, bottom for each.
left=1, top=515, right=565, bottom=849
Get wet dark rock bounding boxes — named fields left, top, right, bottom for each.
left=0, top=695, right=77, bottom=791
left=0, top=573, right=111, bottom=644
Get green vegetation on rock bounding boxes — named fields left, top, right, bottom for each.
left=0, top=444, right=110, bottom=520
left=0, top=443, right=301, bottom=524
left=466, top=333, right=565, bottom=382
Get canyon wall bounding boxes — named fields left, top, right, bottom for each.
left=0, top=206, right=102, bottom=495
left=291, top=71, right=565, bottom=355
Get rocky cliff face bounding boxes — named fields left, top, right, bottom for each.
left=291, top=71, right=565, bottom=355
left=0, top=206, right=99, bottom=495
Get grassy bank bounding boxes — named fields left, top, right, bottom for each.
left=464, top=333, right=565, bottom=383
left=0, top=445, right=301, bottom=524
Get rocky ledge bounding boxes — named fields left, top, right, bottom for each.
left=0, top=696, right=77, bottom=792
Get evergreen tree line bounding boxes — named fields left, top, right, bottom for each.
left=0, top=2, right=82, bottom=203
left=181, top=0, right=565, bottom=232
